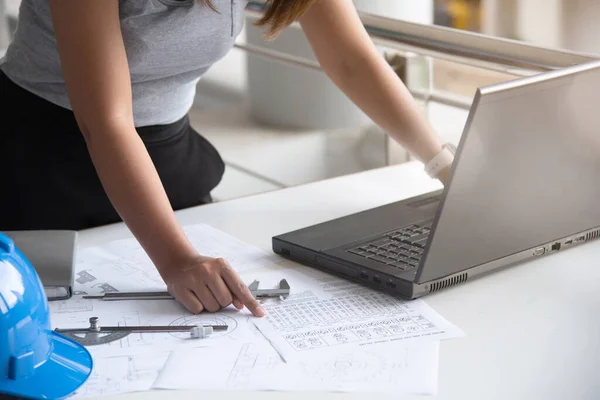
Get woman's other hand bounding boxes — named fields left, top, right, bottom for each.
left=162, top=255, right=265, bottom=317
left=438, top=165, right=452, bottom=186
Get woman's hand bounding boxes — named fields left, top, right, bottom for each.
left=161, top=255, right=265, bottom=317
left=438, top=165, right=452, bottom=186
left=49, top=0, right=256, bottom=312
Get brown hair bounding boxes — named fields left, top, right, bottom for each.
left=200, top=0, right=319, bottom=39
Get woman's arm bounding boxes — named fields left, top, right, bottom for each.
left=299, top=0, right=450, bottom=182
left=49, top=0, right=263, bottom=316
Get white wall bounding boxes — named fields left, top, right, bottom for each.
left=516, top=0, right=563, bottom=48
left=483, top=0, right=600, bottom=55
left=481, top=0, right=518, bottom=39
left=562, top=0, right=600, bottom=55
left=353, top=0, right=433, bottom=24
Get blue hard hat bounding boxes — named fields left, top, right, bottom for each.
left=0, top=232, right=93, bottom=399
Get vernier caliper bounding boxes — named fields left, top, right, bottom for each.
left=55, top=317, right=226, bottom=346
left=82, top=279, right=290, bottom=301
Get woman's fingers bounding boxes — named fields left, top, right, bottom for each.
left=206, top=274, right=234, bottom=308
left=232, top=296, right=244, bottom=310
left=174, top=289, right=204, bottom=314
left=165, top=255, right=265, bottom=316
left=221, top=265, right=264, bottom=317
left=191, top=283, right=221, bottom=313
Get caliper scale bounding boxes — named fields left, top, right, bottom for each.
left=55, top=317, right=227, bottom=346
left=81, top=279, right=291, bottom=301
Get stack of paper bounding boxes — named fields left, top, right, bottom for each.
left=49, top=224, right=463, bottom=398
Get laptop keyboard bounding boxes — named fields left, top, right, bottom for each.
left=347, top=223, right=432, bottom=271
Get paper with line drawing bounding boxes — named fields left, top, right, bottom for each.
left=72, top=223, right=276, bottom=295
left=154, top=340, right=440, bottom=395
left=50, top=223, right=276, bottom=398
left=251, top=267, right=463, bottom=362
left=73, top=348, right=170, bottom=398
left=49, top=296, right=264, bottom=398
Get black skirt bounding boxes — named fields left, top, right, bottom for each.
left=0, top=70, right=225, bottom=231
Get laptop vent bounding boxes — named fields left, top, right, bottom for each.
left=586, top=229, right=600, bottom=241
left=429, top=273, right=468, bottom=293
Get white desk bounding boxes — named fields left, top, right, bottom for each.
left=81, top=161, right=600, bottom=400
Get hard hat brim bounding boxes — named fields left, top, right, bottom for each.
left=0, top=330, right=93, bottom=400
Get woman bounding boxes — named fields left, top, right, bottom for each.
left=0, top=0, right=453, bottom=317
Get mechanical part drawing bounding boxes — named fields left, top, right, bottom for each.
left=75, top=352, right=170, bottom=398
left=49, top=298, right=94, bottom=314
left=168, top=314, right=237, bottom=339
left=225, top=343, right=281, bottom=388
left=251, top=268, right=463, bottom=362
left=76, top=270, right=97, bottom=285
left=91, top=283, right=119, bottom=293
left=153, top=339, right=440, bottom=395
left=259, top=290, right=443, bottom=353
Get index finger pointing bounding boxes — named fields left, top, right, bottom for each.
left=221, top=268, right=264, bottom=317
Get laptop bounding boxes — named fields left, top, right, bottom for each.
left=272, top=60, right=600, bottom=299
left=2, top=230, right=77, bottom=301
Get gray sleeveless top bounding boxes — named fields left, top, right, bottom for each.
left=0, top=0, right=247, bottom=127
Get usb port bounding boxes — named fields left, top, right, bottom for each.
left=360, top=271, right=369, bottom=280
left=386, top=281, right=396, bottom=289
left=565, top=240, right=573, bottom=245
left=373, top=276, right=382, bottom=284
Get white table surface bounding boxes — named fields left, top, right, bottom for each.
left=80, top=161, right=600, bottom=400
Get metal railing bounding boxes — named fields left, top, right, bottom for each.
left=244, top=1, right=597, bottom=72
left=240, top=1, right=598, bottom=112
left=236, top=2, right=600, bottom=170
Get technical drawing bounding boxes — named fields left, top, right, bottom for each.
left=374, top=327, right=391, bottom=337
left=259, top=288, right=445, bottom=354
left=298, top=352, right=392, bottom=383
left=293, top=340, right=308, bottom=349
left=76, top=355, right=128, bottom=396
left=308, top=338, right=324, bottom=347
left=225, top=344, right=280, bottom=388
left=168, top=314, right=237, bottom=339
left=50, top=298, right=94, bottom=314
left=357, top=330, right=372, bottom=339
left=91, top=282, right=119, bottom=293
left=76, top=270, right=97, bottom=285
left=75, top=352, right=166, bottom=397
left=334, top=333, right=348, bottom=342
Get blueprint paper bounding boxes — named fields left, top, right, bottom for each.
left=50, top=223, right=277, bottom=399
left=251, top=267, right=464, bottom=362
left=50, top=294, right=264, bottom=398
left=73, top=223, right=276, bottom=295
left=49, top=297, right=262, bottom=351
left=154, top=340, right=440, bottom=395
left=73, top=348, right=170, bottom=398
left=48, top=223, right=457, bottom=397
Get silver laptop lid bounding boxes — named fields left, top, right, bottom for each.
left=417, top=61, right=600, bottom=284
left=1, top=230, right=77, bottom=295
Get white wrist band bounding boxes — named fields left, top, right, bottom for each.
left=424, top=143, right=456, bottom=179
